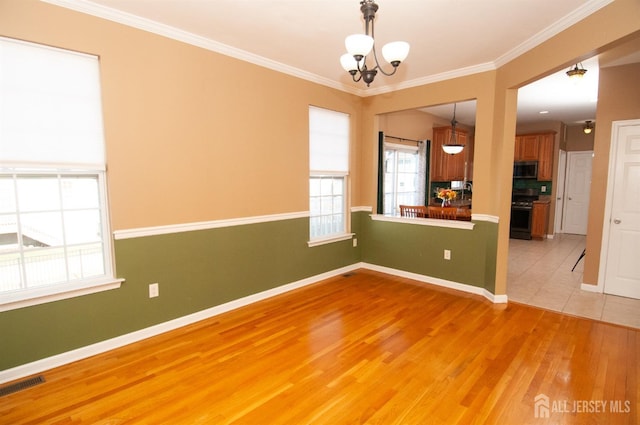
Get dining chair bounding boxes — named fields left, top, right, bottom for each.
left=427, top=206, right=458, bottom=220
left=399, top=205, right=428, bottom=218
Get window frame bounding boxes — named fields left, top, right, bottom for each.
left=0, top=37, right=122, bottom=312
left=308, top=106, right=352, bottom=246
left=383, top=142, right=422, bottom=216
left=0, top=168, right=121, bottom=312
left=308, top=172, right=352, bottom=246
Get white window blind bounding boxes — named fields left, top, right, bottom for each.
left=0, top=37, right=105, bottom=169
left=309, top=106, right=349, bottom=173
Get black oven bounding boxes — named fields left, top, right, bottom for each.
left=510, top=189, right=539, bottom=240
left=510, top=204, right=533, bottom=240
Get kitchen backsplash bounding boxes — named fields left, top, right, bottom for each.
left=430, top=179, right=553, bottom=199
left=513, top=179, right=553, bottom=195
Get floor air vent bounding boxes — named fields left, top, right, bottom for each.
left=342, top=272, right=356, bottom=278
left=0, top=375, right=45, bottom=397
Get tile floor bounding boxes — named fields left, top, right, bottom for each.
left=507, top=233, right=640, bottom=329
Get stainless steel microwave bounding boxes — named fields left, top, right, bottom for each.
left=513, top=161, right=538, bottom=179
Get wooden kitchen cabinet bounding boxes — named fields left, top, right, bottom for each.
left=431, top=126, right=471, bottom=182
left=537, top=133, right=555, bottom=181
left=531, top=201, right=550, bottom=240
left=513, top=131, right=556, bottom=181
left=514, top=135, right=539, bottom=161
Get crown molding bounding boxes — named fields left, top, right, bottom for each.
left=42, top=0, right=613, bottom=98
left=41, top=0, right=363, bottom=96
left=494, top=0, right=614, bottom=67
left=361, top=62, right=497, bottom=97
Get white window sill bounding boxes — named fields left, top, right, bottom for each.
left=0, top=277, right=124, bottom=312
left=308, top=233, right=355, bottom=247
left=370, top=214, right=475, bottom=230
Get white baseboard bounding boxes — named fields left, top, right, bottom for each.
left=360, top=263, right=507, bottom=304
left=581, top=282, right=603, bottom=293
left=0, top=262, right=505, bottom=384
left=0, top=264, right=359, bottom=385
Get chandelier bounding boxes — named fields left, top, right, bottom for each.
left=340, top=0, right=410, bottom=87
left=583, top=120, right=593, bottom=134
left=442, top=104, right=464, bottom=155
left=566, top=63, right=587, bottom=80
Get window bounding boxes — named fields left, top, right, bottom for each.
left=309, top=106, right=350, bottom=242
left=0, top=37, right=118, bottom=310
left=383, top=138, right=428, bottom=216
left=383, top=144, right=422, bottom=215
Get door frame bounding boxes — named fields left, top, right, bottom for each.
left=554, top=149, right=567, bottom=235
left=595, top=119, right=640, bottom=292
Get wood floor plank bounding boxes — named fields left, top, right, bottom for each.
left=1, top=269, right=639, bottom=424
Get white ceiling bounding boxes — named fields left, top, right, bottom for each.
left=45, top=0, right=635, bottom=125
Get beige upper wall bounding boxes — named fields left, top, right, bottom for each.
left=2, top=0, right=639, bottom=291
left=584, top=61, right=640, bottom=285
left=566, top=126, right=595, bottom=151
left=0, top=0, right=361, bottom=231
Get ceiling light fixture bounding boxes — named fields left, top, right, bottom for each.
left=340, top=0, right=410, bottom=87
left=566, top=63, right=587, bottom=80
left=583, top=120, right=593, bottom=134
left=442, top=104, right=464, bottom=155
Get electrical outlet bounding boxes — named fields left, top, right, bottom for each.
left=444, top=249, right=451, bottom=260
left=149, top=283, right=159, bottom=298
left=541, top=185, right=547, bottom=193
left=353, top=238, right=358, bottom=247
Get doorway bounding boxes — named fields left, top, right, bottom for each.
left=562, top=151, right=593, bottom=235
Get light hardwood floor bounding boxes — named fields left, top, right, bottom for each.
left=1, top=270, right=639, bottom=424
left=507, top=233, right=640, bottom=329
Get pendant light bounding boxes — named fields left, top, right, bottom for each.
left=566, top=63, right=587, bottom=80
left=442, top=104, right=464, bottom=155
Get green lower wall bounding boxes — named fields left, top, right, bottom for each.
left=0, top=211, right=498, bottom=372
left=360, top=215, right=498, bottom=293
left=0, top=216, right=360, bottom=371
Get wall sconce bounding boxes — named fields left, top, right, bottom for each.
left=583, top=120, right=593, bottom=134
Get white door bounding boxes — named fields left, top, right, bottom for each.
left=554, top=149, right=567, bottom=234
left=563, top=151, right=593, bottom=235
left=603, top=120, right=640, bottom=299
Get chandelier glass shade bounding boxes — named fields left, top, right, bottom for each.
left=341, top=0, right=410, bottom=86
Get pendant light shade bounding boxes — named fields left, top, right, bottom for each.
left=382, top=41, right=410, bottom=65
left=442, top=144, right=464, bottom=155
left=340, top=54, right=358, bottom=73
left=345, top=34, right=374, bottom=60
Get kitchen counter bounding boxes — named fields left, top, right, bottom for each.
left=428, top=202, right=472, bottom=221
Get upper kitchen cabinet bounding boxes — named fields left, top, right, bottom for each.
left=514, top=131, right=556, bottom=181
left=431, top=126, right=472, bottom=182
left=536, top=133, right=555, bottom=181
left=514, top=135, right=539, bottom=161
